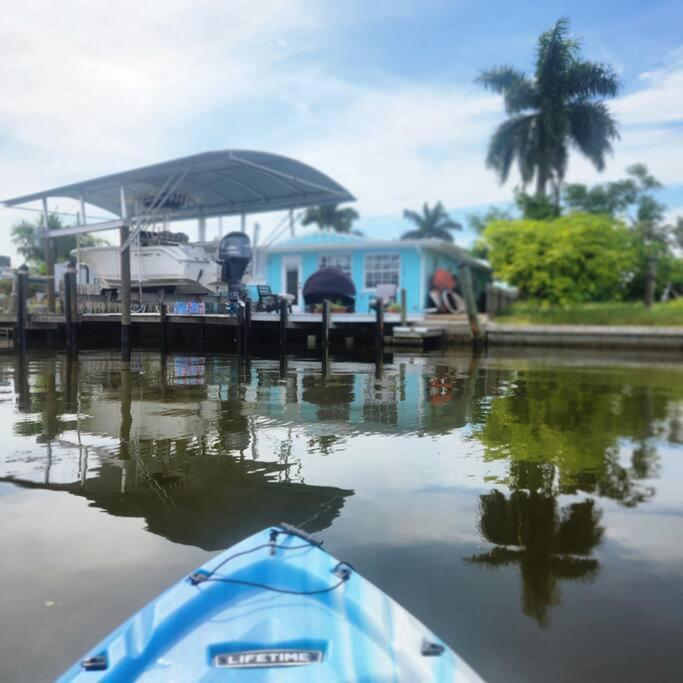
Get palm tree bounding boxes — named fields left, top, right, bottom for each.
left=301, top=204, right=360, bottom=234
left=477, top=18, right=620, bottom=198
left=401, top=202, right=462, bottom=242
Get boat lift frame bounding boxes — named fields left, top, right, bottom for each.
left=2, top=150, right=355, bottom=360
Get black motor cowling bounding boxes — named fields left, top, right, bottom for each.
left=218, top=232, right=252, bottom=300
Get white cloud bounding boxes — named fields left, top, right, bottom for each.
left=0, top=3, right=682, bottom=262
left=613, top=47, right=683, bottom=125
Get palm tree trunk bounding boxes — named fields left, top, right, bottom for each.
left=535, top=167, right=547, bottom=198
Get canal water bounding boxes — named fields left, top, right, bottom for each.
left=0, top=349, right=681, bottom=682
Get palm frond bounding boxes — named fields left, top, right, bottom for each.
left=566, top=60, right=620, bottom=99
left=402, top=209, right=424, bottom=227
left=568, top=101, right=619, bottom=171
left=401, top=229, right=424, bottom=240
left=477, top=66, right=537, bottom=113
left=486, top=114, right=537, bottom=183
left=431, top=228, right=455, bottom=242
left=536, top=18, right=578, bottom=95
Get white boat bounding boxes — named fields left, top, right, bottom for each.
left=77, top=232, right=224, bottom=295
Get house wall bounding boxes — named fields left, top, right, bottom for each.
left=422, top=248, right=491, bottom=310
left=266, top=246, right=424, bottom=312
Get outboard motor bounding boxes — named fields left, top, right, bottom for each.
left=218, top=232, right=252, bottom=301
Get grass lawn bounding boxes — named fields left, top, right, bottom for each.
left=495, top=299, right=683, bottom=326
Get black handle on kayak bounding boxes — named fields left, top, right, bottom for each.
left=277, top=523, right=324, bottom=547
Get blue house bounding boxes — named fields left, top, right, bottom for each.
left=262, top=232, right=491, bottom=313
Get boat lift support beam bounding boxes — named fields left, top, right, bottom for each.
left=1, top=149, right=356, bottom=359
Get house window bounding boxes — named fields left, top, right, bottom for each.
left=364, top=253, right=400, bottom=289
left=319, top=253, right=352, bottom=276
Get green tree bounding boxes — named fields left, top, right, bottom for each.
left=467, top=206, right=513, bottom=234
left=401, top=201, right=462, bottom=241
left=478, top=18, right=620, bottom=199
left=564, top=164, right=676, bottom=306
left=11, top=213, right=106, bottom=269
left=483, top=214, right=638, bottom=303
left=301, top=204, right=360, bottom=234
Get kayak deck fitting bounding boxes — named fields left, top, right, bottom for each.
left=58, top=524, right=483, bottom=682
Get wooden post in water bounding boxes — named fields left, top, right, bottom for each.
left=199, top=317, right=207, bottom=354
left=400, top=288, right=407, bottom=326
left=64, top=268, right=73, bottom=355
left=459, top=266, right=484, bottom=348
left=15, top=265, right=28, bottom=352
left=42, top=198, right=55, bottom=313
left=69, top=265, right=79, bottom=352
left=119, top=185, right=131, bottom=362
left=244, top=298, right=252, bottom=357
left=159, top=303, right=168, bottom=356
left=279, top=298, right=288, bottom=360
left=375, top=298, right=384, bottom=354
left=236, top=303, right=245, bottom=356
left=321, top=300, right=330, bottom=357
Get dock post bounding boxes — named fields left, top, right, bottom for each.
left=42, top=198, right=55, bottom=313
left=15, top=264, right=29, bottom=352
left=279, top=298, right=288, bottom=360
left=400, top=288, right=407, bottom=326
left=375, top=298, right=384, bottom=354
left=459, top=266, right=483, bottom=348
left=244, top=298, right=252, bottom=357
left=119, top=185, right=131, bottom=362
left=321, top=300, right=330, bottom=358
left=199, top=317, right=206, bottom=354
left=70, top=265, right=79, bottom=352
left=236, top=304, right=245, bottom=356
left=63, top=268, right=73, bottom=355
left=159, top=303, right=168, bottom=356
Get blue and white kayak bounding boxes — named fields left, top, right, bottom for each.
left=58, top=524, right=483, bottom=682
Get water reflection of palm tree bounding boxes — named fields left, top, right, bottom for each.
left=467, top=463, right=603, bottom=627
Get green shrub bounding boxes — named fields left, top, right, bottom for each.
left=484, top=214, right=638, bottom=304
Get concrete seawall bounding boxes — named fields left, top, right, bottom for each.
left=486, top=323, right=683, bottom=350
left=421, top=315, right=683, bottom=350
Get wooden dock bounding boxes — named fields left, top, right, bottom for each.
left=0, top=309, right=445, bottom=355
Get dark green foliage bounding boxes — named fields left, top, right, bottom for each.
left=563, top=165, right=680, bottom=304
left=301, top=204, right=360, bottom=234
left=401, top=201, right=461, bottom=241
left=11, top=213, right=106, bottom=269
left=478, top=18, right=620, bottom=197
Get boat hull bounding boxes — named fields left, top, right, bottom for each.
left=57, top=527, right=483, bottom=682
left=78, top=245, right=223, bottom=294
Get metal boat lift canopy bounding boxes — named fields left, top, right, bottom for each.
left=2, top=150, right=355, bottom=238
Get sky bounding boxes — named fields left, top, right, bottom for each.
left=1, top=0, right=682, bottom=261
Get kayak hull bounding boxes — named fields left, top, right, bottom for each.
left=57, top=527, right=483, bottom=682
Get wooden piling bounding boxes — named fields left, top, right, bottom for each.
left=15, top=265, right=28, bottom=351
left=159, top=303, right=168, bottom=356
left=236, top=304, right=245, bottom=355
left=375, top=298, right=384, bottom=353
left=244, top=298, right=252, bottom=356
left=279, top=298, right=288, bottom=359
left=459, top=265, right=483, bottom=347
left=199, top=317, right=206, bottom=354
left=64, top=270, right=73, bottom=355
left=42, top=199, right=56, bottom=313
left=70, top=267, right=79, bottom=352
left=321, top=300, right=330, bottom=358
left=120, top=224, right=131, bottom=362
left=400, top=288, right=407, bottom=326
